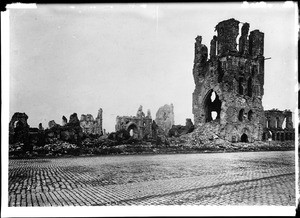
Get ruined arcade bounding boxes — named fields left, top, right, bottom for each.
left=192, top=18, right=265, bottom=143
left=263, top=109, right=294, bottom=141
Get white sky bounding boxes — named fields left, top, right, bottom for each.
left=8, top=2, right=298, bottom=132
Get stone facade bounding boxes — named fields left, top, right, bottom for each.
left=192, top=18, right=265, bottom=143
left=80, top=108, right=103, bottom=135
left=263, top=109, right=294, bottom=141
left=155, top=104, right=175, bottom=135
left=115, top=105, right=152, bottom=140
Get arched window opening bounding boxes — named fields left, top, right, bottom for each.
left=262, top=133, right=266, bottom=141
left=127, top=123, right=138, bottom=139
left=211, top=111, right=217, bottom=120
left=281, top=133, right=285, bottom=141
left=129, top=129, right=134, bottom=137
left=241, top=133, right=248, bottom=142
left=14, top=120, right=23, bottom=128
left=276, top=117, right=280, bottom=128
left=282, top=118, right=286, bottom=129
left=204, top=90, right=222, bottom=123
left=266, top=119, right=270, bottom=128
left=269, top=131, right=273, bottom=140
left=271, top=132, right=275, bottom=140
left=217, top=61, right=224, bottom=83
left=238, top=77, right=244, bottom=95
left=248, top=110, right=253, bottom=121
left=211, top=91, right=216, bottom=102
left=247, top=78, right=252, bottom=97
left=238, top=109, right=244, bottom=121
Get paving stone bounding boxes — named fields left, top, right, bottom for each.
left=8, top=151, right=296, bottom=206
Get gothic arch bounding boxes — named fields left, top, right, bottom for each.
left=203, top=89, right=222, bottom=122
left=126, top=122, right=139, bottom=138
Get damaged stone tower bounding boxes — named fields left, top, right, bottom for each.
left=192, top=18, right=265, bottom=142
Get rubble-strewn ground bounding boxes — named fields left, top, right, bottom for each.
left=9, top=136, right=294, bottom=159
left=8, top=150, right=295, bottom=206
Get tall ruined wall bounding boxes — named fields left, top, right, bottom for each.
left=155, top=104, right=175, bottom=135
left=192, top=18, right=265, bottom=142
left=80, top=108, right=103, bottom=135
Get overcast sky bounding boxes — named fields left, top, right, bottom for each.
left=8, top=2, right=298, bottom=132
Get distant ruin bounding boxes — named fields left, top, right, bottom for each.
left=263, top=109, right=294, bottom=141
left=80, top=108, right=103, bottom=135
left=115, top=106, right=153, bottom=140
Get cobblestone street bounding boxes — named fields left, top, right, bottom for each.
left=8, top=151, right=295, bottom=206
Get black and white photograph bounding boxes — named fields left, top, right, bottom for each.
left=1, top=2, right=298, bottom=217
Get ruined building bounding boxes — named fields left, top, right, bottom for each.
left=115, top=106, right=152, bottom=139
left=192, top=18, right=265, bottom=143
left=155, top=104, right=175, bottom=135
left=9, top=113, right=30, bottom=147
left=80, top=108, right=103, bottom=135
left=9, top=112, right=44, bottom=151
left=9, top=112, right=29, bottom=135
left=263, top=109, right=294, bottom=141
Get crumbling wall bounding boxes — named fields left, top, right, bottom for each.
left=192, top=18, right=265, bottom=143
left=115, top=105, right=152, bottom=140
left=168, top=118, right=194, bottom=137
left=155, top=104, right=175, bottom=135
left=62, top=116, right=68, bottom=126
left=79, top=108, right=103, bottom=135
left=46, top=113, right=83, bottom=145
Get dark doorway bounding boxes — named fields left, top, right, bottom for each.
left=241, top=133, right=248, bottom=142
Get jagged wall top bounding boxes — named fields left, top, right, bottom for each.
left=208, top=18, right=264, bottom=58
